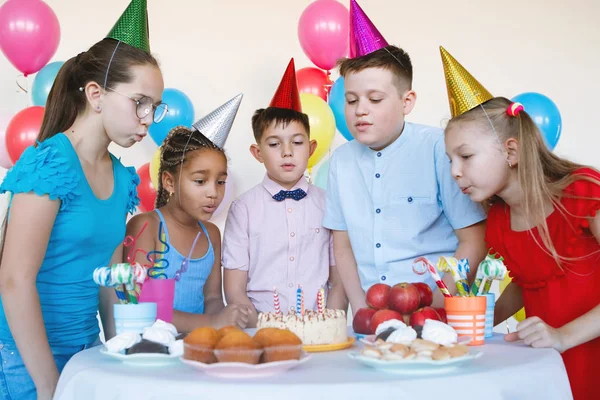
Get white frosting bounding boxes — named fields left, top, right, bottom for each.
left=256, top=309, right=347, bottom=345
left=151, top=319, right=178, bottom=336
left=375, top=319, right=407, bottom=336
left=385, top=326, right=417, bottom=345
left=421, top=319, right=458, bottom=346
left=142, top=327, right=176, bottom=345
left=105, top=333, right=141, bottom=353
left=168, top=339, right=184, bottom=356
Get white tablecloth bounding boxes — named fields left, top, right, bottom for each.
left=54, top=335, right=572, bottom=400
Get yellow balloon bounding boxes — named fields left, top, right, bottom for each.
left=499, top=274, right=526, bottom=322
left=300, top=93, right=336, bottom=170
left=150, top=147, right=161, bottom=190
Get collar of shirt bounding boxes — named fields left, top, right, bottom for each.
left=359, top=122, right=415, bottom=162
left=261, top=173, right=309, bottom=198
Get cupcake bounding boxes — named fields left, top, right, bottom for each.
left=217, top=325, right=242, bottom=340
left=184, top=327, right=219, bottom=364
left=214, top=331, right=262, bottom=364
left=256, top=328, right=302, bottom=363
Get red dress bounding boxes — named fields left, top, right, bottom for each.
left=486, top=168, right=600, bottom=400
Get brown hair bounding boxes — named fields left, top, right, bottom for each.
left=447, top=96, right=600, bottom=266
left=251, top=107, right=310, bottom=143
left=0, top=39, right=159, bottom=263
left=38, top=38, right=159, bottom=143
left=337, top=45, right=413, bottom=92
left=155, top=126, right=226, bottom=209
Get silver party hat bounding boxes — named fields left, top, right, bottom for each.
left=192, top=93, right=243, bottom=148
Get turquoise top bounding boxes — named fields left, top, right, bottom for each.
left=0, top=133, right=139, bottom=346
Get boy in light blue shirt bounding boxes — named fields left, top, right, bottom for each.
left=323, top=2, right=487, bottom=312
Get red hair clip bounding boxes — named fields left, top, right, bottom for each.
left=507, top=102, right=524, bottom=117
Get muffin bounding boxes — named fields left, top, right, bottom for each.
left=184, top=327, right=219, bottom=364
left=214, top=331, right=262, bottom=364
left=217, top=325, right=242, bottom=340
left=256, top=328, right=302, bottom=363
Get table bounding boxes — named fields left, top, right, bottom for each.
left=54, top=335, right=572, bottom=400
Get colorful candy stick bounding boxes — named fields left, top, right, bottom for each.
left=414, top=257, right=452, bottom=297
left=437, top=256, right=469, bottom=297
left=471, top=253, right=507, bottom=295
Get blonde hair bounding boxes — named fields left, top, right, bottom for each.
left=447, top=96, right=600, bottom=267
left=155, top=126, right=226, bottom=209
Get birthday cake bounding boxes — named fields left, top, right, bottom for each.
left=256, top=309, right=347, bottom=345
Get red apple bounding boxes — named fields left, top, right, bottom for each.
left=365, top=283, right=391, bottom=310
left=413, top=282, right=433, bottom=307
left=352, top=307, right=378, bottom=334
left=370, top=309, right=404, bottom=333
left=434, top=307, right=448, bottom=324
left=409, top=306, right=441, bottom=327
left=388, top=283, right=420, bottom=314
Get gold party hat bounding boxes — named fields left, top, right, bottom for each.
left=440, top=46, right=493, bottom=118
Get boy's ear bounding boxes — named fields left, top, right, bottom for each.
left=505, top=138, right=519, bottom=167
left=249, top=143, right=264, bottom=163
left=162, top=171, right=176, bottom=195
left=309, top=139, right=318, bottom=157
left=402, top=89, right=417, bottom=116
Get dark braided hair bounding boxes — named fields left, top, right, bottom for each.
left=155, top=126, right=226, bottom=208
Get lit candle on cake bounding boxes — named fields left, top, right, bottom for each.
left=296, top=284, right=302, bottom=314
left=273, top=286, right=281, bottom=314
left=300, top=285, right=305, bottom=316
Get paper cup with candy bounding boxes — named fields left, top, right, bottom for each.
left=114, top=302, right=157, bottom=335
left=444, top=296, right=486, bottom=346
left=139, top=278, right=175, bottom=322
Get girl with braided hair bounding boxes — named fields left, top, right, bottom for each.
left=125, top=94, right=249, bottom=333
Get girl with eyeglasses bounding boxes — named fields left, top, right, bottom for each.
left=0, top=1, right=165, bottom=398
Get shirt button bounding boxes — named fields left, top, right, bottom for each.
left=376, top=243, right=381, bottom=248
left=381, top=275, right=386, bottom=281
left=290, top=256, right=295, bottom=261
left=408, top=197, right=413, bottom=203
left=290, top=232, right=295, bottom=237
left=376, top=208, right=381, bottom=214
left=288, top=208, right=293, bottom=213
left=288, top=283, right=293, bottom=288
left=375, top=173, right=381, bottom=178
left=315, top=228, right=320, bottom=233
left=377, top=152, right=382, bottom=157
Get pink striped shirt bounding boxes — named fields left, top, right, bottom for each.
left=222, top=175, right=335, bottom=313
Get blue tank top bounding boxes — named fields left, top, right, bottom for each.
left=154, top=209, right=214, bottom=314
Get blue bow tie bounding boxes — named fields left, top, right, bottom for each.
left=272, top=188, right=307, bottom=202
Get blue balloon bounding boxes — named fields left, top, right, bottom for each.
left=328, top=77, right=353, bottom=141
left=31, top=61, right=64, bottom=106
left=511, top=92, right=562, bottom=150
left=314, top=159, right=330, bottom=190
left=149, top=88, right=195, bottom=145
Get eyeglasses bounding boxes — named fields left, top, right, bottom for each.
left=105, top=87, right=169, bottom=123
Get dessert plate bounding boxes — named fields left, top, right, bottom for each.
left=100, top=348, right=181, bottom=366
left=359, top=335, right=472, bottom=346
left=348, top=349, right=482, bottom=375
left=303, top=336, right=356, bottom=353
left=180, top=352, right=311, bottom=378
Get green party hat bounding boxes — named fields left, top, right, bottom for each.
left=106, top=0, right=150, bottom=53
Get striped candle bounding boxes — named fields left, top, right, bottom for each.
left=316, top=288, right=324, bottom=313
left=273, top=286, right=281, bottom=314
left=296, top=285, right=302, bottom=314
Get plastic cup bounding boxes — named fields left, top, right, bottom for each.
left=484, top=293, right=495, bottom=338
left=444, top=296, right=486, bottom=346
left=113, top=302, right=157, bottom=335
left=138, top=278, right=175, bottom=322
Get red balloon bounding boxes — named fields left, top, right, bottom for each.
left=6, top=106, right=45, bottom=163
left=136, top=163, right=156, bottom=212
left=297, top=67, right=332, bottom=102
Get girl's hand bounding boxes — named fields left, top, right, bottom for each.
left=504, top=316, right=567, bottom=353
left=213, top=304, right=250, bottom=329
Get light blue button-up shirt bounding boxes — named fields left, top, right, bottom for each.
left=323, top=122, right=486, bottom=291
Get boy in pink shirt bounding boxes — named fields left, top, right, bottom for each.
left=222, top=59, right=348, bottom=327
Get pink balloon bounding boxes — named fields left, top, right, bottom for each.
left=0, top=0, right=61, bottom=76
left=211, top=169, right=235, bottom=219
left=298, top=0, right=349, bottom=71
